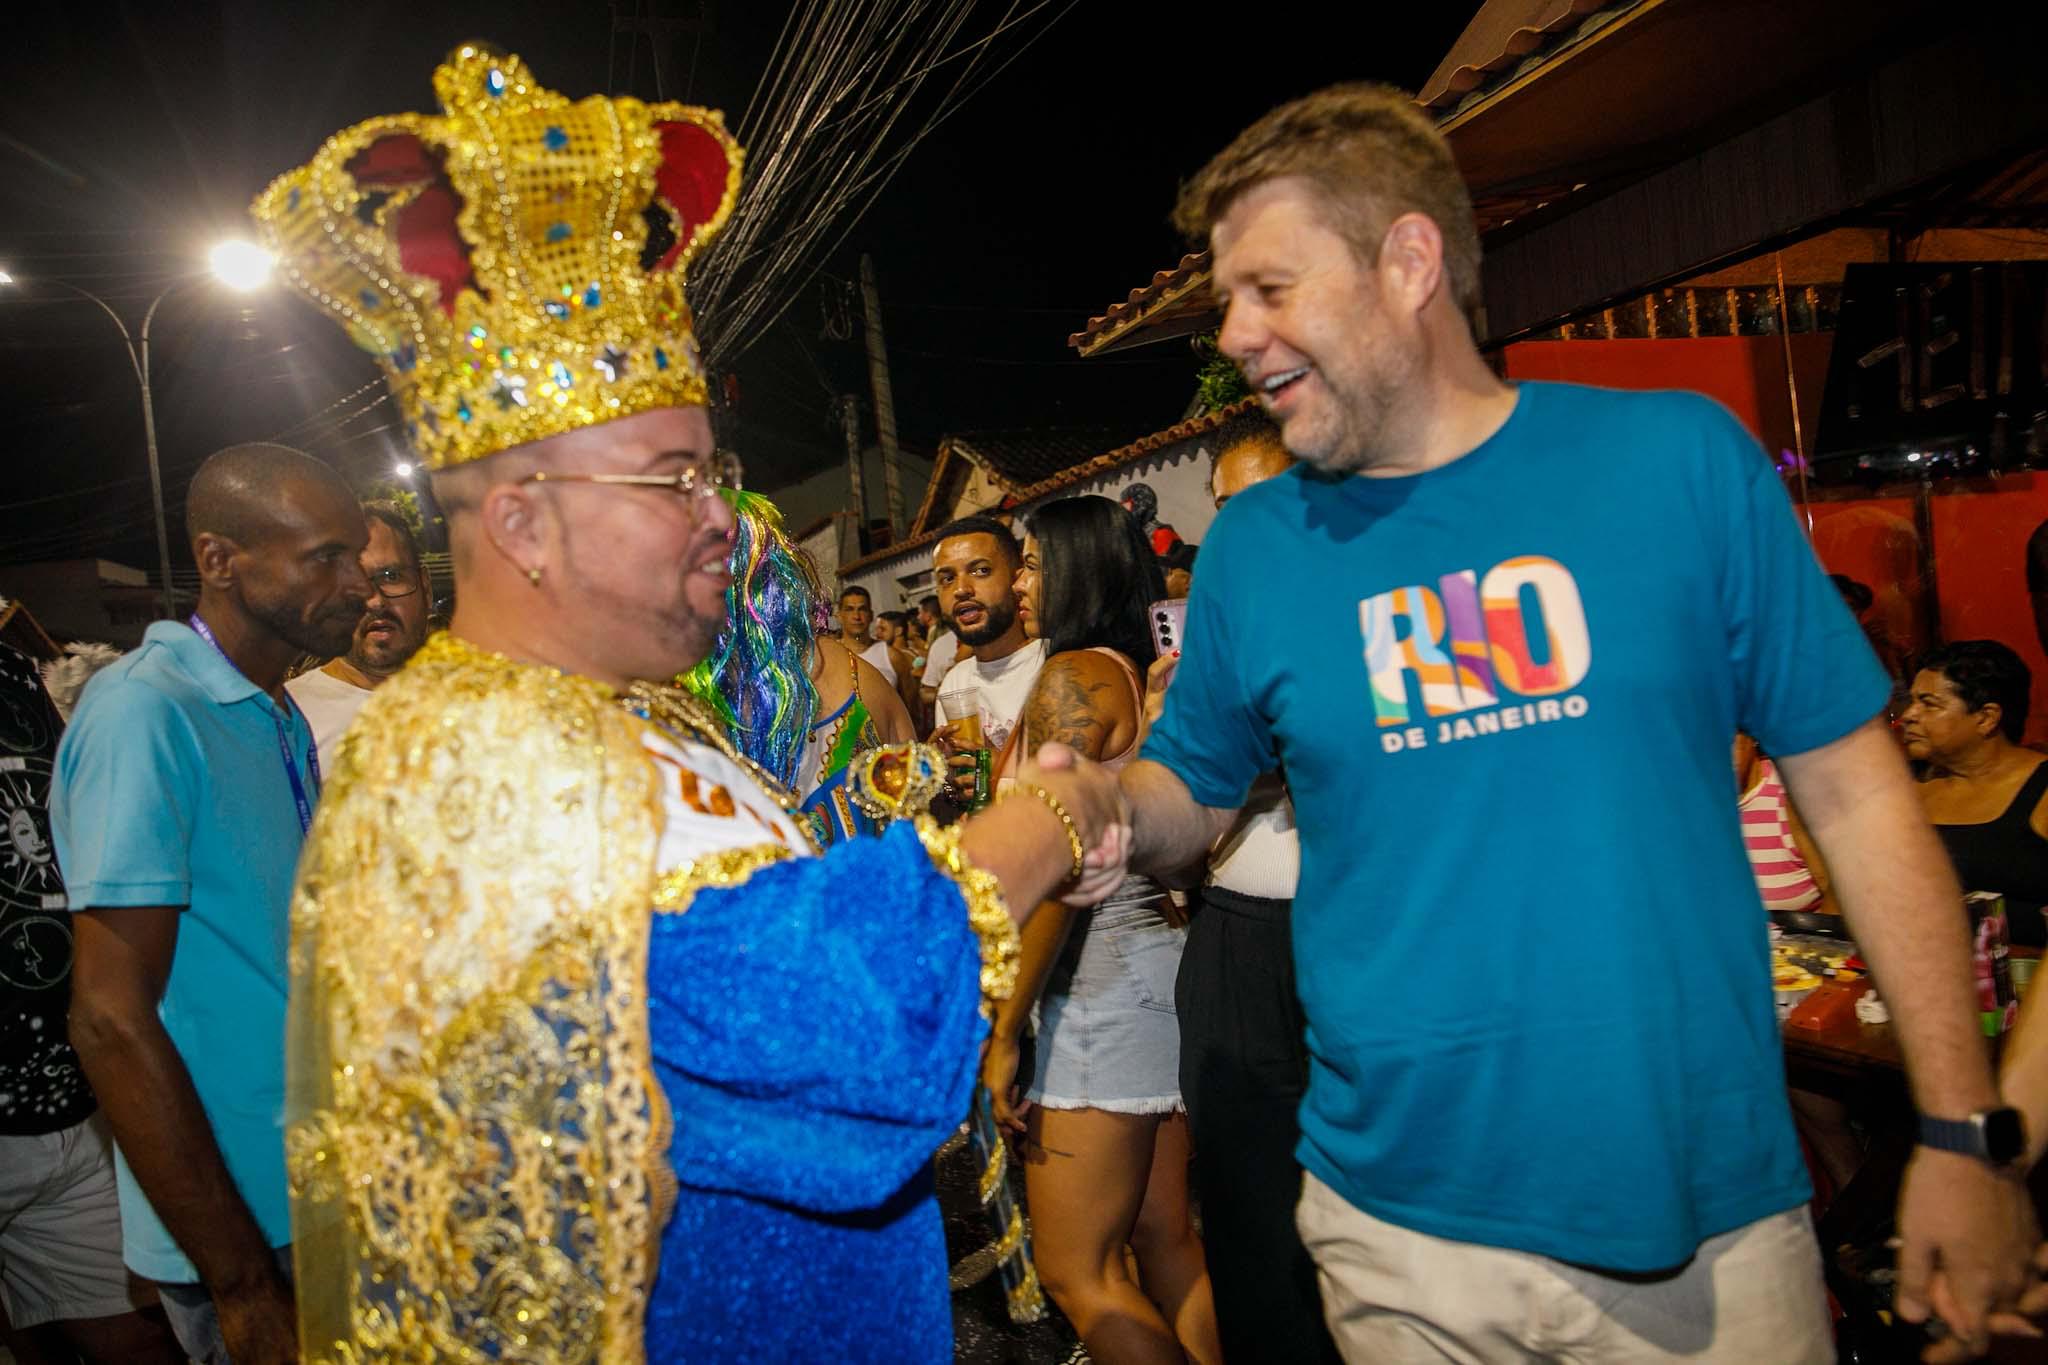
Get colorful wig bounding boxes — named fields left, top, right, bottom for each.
left=681, top=489, right=829, bottom=789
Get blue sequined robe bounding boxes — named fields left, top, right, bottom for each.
left=644, top=820, right=987, bottom=1361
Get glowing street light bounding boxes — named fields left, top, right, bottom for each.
left=0, top=241, right=276, bottom=617
left=208, top=239, right=275, bottom=292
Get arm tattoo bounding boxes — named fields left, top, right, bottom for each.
left=1023, top=661, right=1113, bottom=758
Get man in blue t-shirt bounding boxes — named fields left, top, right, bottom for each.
left=1117, top=84, right=2038, bottom=1362
left=54, top=444, right=369, bottom=1365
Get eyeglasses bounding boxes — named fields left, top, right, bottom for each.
left=518, top=450, right=743, bottom=503
left=366, top=566, right=421, bottom=598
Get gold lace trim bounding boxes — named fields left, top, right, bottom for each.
left=1007, top=1257, right=1047, bottom=1325
left=912, top=816, right=1020, bottom=1014
left=287, top=631, right=663, bottom=1363
left=977, top=1130, right=1007, bottom=1204
left=650, top=844, right=793, bottom=914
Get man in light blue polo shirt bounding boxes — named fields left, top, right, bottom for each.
left=54, top=443, right=368, bottom=1365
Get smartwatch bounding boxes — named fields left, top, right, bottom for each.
left=1918, top=1108, right=2027, bottom=1168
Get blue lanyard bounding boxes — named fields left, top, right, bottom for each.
left=188, top=615, right=321, bottom=836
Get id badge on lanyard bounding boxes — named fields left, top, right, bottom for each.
left=187, top=615, right=321, bottom=835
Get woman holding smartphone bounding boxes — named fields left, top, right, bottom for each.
left=982, top=495, right=1220, bottom=1365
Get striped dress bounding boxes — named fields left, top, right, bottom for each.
left=1739, top=759, right=1823, bottom=911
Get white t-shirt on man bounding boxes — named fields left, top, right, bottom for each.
left=285, top=666, right=373, bottom=764
left=858, top=639, right=898, bottom=688
left=931, top=638, right=1047, bottom=758
left=920, top=631, right=959, bottom=687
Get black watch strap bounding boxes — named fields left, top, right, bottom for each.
left=1918, top=1108, right=2027, bottom=1166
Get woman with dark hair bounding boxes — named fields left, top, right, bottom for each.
left=982, top=495, right=1220, bottom=1365
left=1902, top=639, right=2048, bottom=945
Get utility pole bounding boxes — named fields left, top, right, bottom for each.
left=839, top=393, right=870, bottom=556
left=859, top=254, right=906, bottom=541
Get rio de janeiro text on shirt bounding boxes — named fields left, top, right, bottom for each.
left=1362, top=554, right=1593, bottom=754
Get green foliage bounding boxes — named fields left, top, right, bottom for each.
left=360, top=482, right=427, bottom=535
left=1192, top=333, right=1251, bottom=412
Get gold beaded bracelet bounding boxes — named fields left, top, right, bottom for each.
left=1014, top=781, right=1086, bottom=883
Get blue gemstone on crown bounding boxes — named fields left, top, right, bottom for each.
left=393, top=343, right=417, bottom=372
left=544, top=301, right=570, bottom=321
left=486, top=67, right=506, bottom=97
left=543, top=126, right=569, bottom=152
left=549, top=361, right=573, bottom=389
left=456, top=401, right=473, bottom=423
left=654, top=347, right=669, bottom=371
left=583, top=283, right=602, bottom=308
left=359, top=289, right=380, bottom=311
left=287, top=187, right=301, bottom=212
left=546, top=223, right=572, bottom=243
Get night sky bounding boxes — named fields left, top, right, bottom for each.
left=1, top=2, right=1476, bottom=572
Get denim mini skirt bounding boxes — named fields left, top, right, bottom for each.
left=1026, top=890, right=1187, bottom=1114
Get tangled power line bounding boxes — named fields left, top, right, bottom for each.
left=3, top=1, right=1078, bottom=565
left=689, top=0, right=1079, bottom=367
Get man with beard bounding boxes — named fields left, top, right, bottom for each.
left=285, top=500, right=431, bottom=759
left=1114, top=84, right=2039, bottom=1361
left=252, top=46, right=1126, bottom=1361
left=929, top=515, right=1047, bottom=800
left=53, top=443, right=368, bottom=1364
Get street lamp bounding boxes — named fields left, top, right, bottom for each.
left=208, top=241, right=273, bottom=293
left=0, top=240, right=276, bottom=619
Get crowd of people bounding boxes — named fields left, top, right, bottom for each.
left=11, top=47, right=2048, bottom=1365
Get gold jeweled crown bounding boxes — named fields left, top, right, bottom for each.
left=251, top=44, right=741, bottom=469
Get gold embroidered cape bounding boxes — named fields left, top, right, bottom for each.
left=285, top=635, right=1021, bottom=1362
left=285, top=634, right=664, bottom=1363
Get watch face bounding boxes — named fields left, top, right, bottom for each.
left=1985, top=1108, right=2027, bottom=1165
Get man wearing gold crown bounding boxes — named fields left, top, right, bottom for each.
left=252, top=46, right=1127, bottom=1364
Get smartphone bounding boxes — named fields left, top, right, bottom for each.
left=1148, top=598, right=1187, bottom=658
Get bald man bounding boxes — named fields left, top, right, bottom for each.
left=53, top=443, right=368, bottom=1365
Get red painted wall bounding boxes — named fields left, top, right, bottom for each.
left=1504, top=337, right=2048, bottom=744
left=1503, top=336, right=1830, bottom=463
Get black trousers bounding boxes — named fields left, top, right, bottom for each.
left=1176, top=886, right=1342, bottom=1365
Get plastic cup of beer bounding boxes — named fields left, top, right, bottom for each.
left=938, top=689, right=991, bottom=809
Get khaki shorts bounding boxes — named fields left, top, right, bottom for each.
left=0, top=1114, right=149, bottom=1330
left=1297, top=1172, right=1831, bottom=1364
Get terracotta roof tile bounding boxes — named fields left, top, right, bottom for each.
left=1007, top=398, right=1257, bottom=503
left=1066, top=7, right=1631, bottom=361
left=1417, top=0, right=1628, bottom=114
left=836, top=401, right=1259, bottom=576
left=949, top=426, right=1150, bottom=488
left=1067, top=251, right=1211, bottom=353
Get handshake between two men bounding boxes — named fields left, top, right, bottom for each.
left=948, top=742, right=1135, bottom=921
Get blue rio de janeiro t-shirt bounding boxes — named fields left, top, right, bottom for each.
left=1144, top=381, right=1888, bottom=1271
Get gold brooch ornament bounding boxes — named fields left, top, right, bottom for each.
left=250, top=44, right=741, bottom=470
left=846, top=742, right=948, bottom=826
